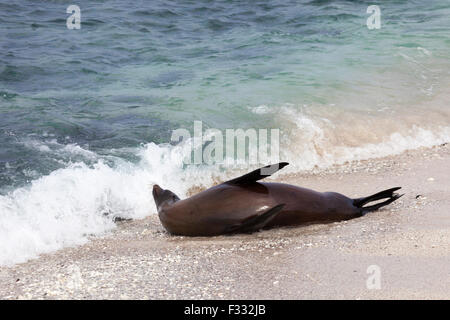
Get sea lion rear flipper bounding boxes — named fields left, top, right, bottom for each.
left=353, top=187, right=403, bottom=215
left=224, top=204, right=285, bottom=234
left=224, top=162, right=289, bottom=186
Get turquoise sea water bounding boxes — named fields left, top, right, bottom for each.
left=0, top=0, right=449, bottom=265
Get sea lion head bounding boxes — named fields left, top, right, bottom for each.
left=152, top=184, right=180, bottom=209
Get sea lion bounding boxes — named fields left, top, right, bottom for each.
left=152, top=162, right=403, bottom=236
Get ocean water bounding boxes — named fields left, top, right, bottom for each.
left=1, top=0, right=449, bottom=265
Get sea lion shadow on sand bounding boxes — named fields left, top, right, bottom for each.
left=152, top=162, right=403, bottom=237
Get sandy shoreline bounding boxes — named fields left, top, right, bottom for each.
left=1, top=144, right=449, bottom=300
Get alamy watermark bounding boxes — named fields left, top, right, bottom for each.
left=66, top=5, right=381, bottom=31
left=366, top=5, right=381, bottom=30
left=170, top=121, right=280, bottom=167
left=66, top=5, right=81, bottom=29
left=366, top=264, right=381, bottom=289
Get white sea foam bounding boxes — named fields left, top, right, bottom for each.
left=21, top=137, right=98, bottom=160
left=0, top=142, right=210, bottom=266
left=250, top=104, right=450, bottom=172
left=284, top=126, right=450, bottom=172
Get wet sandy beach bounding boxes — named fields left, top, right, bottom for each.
left=1, top=144, right=449, bottom=300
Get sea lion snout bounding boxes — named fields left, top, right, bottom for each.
left=152, top=184, right=180, bottom=208
left=152, top=184, right=162, bottom=199
left=152, top=184, right=164, bottom=208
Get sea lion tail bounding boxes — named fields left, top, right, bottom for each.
left=223, top=204, right=285, bottom=234
left=353, top=187, right=403, bottom=215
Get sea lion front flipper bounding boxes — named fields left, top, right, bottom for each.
left=224, top=162, right=289, bottom=186
left=224, top=204, right=285, bottom=234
